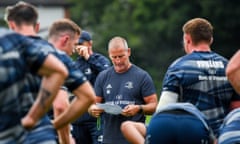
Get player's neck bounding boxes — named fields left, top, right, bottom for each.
left=191, top=44, right=211, bottom=52
left=17, top=25, right=37, bottom=37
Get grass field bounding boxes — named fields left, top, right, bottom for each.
left=146, top=115, right=152, bottom=124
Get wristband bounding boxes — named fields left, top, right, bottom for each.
left=138, top=105, right=143, bottom=114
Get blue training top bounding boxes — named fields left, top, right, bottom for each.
left=28, top=36, right=87, bottom=92
left=94, top=64, right=156, bottom=144
left=0, top=29, right=48, bottom=131
left=218, top=108, right=240, bottom=144
left=161, top=51, right=240, bottom=135
left=0, top=28, right=87, bottom=143
left=0, top=28, right=56, bottom=144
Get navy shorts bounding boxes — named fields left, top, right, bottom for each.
left=24, top=115, right=57, bottom=144
left=145, top=110, right=210, bottom=144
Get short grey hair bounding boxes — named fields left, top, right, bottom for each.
left=108, top=36, right=128, bottom=50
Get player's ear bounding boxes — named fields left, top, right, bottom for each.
left=34, top=22, right=40, bottom=33
left=61, top=34, right=70, bottom=46
left=7, top=21, right=16, bottom=30
left=127, top=48, right=131, bottom=57
left=210, top=37, right=213, bottom=45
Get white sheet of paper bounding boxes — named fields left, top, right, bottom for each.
left=96, top=103, right=122, bottom=115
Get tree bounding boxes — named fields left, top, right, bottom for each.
left=69, top=0, right=240, bottom=93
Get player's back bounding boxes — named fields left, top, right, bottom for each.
left=0, top=28, right=47, bottom=131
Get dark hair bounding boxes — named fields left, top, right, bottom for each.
left=182, top=18, right=213, bottom=45
left=4, top=1, right=38, bottom=26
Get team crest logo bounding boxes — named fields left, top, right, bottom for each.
left=116, top=94, right=122, bottom=100
left=125, top=81, right=133, bottom=89
left=85, top=68, right=92, bottom=75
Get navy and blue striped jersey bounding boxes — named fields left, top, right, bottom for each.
left=0, top=28, right=88, bottom=143
left=28, top=36, right=87, bottom=92
left=0, top=29, right=49, bottom=131
left=161, top=51, right=240, bottom=135
left=218, top=108, right=240, bottom=144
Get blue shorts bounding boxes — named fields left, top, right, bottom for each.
left=0, top=115, right=57, bottom=144
left=24, top=115, right=57, bottom=144
left=146, top=111, right=210, bottom=144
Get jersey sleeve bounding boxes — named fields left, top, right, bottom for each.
left=87, top=53, right=111, bottom=72
left=140, top=71, right=156, bottom=97
left=161, top=65, right=182, bottom=95
left=52, top=51, right=87, bottom=92
left=94, top=70, right=106, bottom=99
left=23, top=37, right=49, bottom=74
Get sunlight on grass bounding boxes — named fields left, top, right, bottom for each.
left=146, top=115, right=152, bottom=124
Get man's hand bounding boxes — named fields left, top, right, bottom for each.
left=122, top=104, right=140, bottom=117
left=21, top=115, right=36, bottom=130
left=75, top=45, right=90, bottom=60
left=88, top=104, right=104, bottom=118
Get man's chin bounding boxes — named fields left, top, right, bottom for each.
left=114, top=67, right=125, bottom=73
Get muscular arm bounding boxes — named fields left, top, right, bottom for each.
left=21, top=54, right=68, bottom=129
left=141, top=94, right=158, bottom=115
left=226, top=50, right=240, bottom=109
left=53, top=90, right=71, bottom=144
left=226, top=50, right=240, bottom=95
left=53, top=81, right=95, bottom=129
left=122, top=94, right=158, bottom=117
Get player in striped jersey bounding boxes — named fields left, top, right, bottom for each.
left=0, top=28, right=68, bottom=143
left=218, top=108, right=240, bottom=144
left=157, top=18, right=240, bottom=136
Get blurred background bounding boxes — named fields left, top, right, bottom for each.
left=1, top=0, right=240, bottom=95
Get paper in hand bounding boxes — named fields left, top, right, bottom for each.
left=96, top=103, right=122, bottom=115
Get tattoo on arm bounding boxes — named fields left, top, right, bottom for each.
left=39, top=88, right=51, bottom=109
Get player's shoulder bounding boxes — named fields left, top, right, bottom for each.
left=0, top=28, right=16, bottom=38
left=98, top=66, right=113, bottom=76
left=92, top=52, right=109, bottom=60
left=131, top=64, right=150, bottom=75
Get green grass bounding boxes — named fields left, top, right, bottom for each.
left=145, top=115, right=152, bottom=124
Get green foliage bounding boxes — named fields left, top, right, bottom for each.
left=68, top=0, right=240, bottom=96
left=0, top=20, right=7, bottom=27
